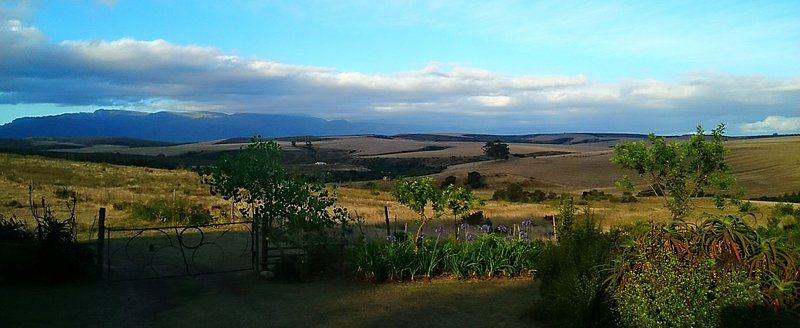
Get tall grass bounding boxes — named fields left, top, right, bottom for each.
left=349, top=233, right=543, bottom=282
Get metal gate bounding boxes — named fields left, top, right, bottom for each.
left=103, top=220, right=256, bottom=281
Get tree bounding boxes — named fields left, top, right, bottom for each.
left=466, top=171, right=485, bottom=189
left=199, top=137, right=347, bottom=266
left=610, top=124, right=739, bottom=220
left=482, top=140, right=510, bottom=160
left=392, top=177, right=447, bottom=245
left=443, top=185, right=485, bottom=227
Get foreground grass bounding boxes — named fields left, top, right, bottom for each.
left=1, top=274, right=541, bottom=328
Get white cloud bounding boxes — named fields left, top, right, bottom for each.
left=1, top=15, right=799, bottom=133
left=740, top=116, right=800, bottom=134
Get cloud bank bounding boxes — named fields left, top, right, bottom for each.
left=740, top=116, right=800, bottom=134
left=1, top=13, right=798, bottom=134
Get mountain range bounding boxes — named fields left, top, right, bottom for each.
left=0, top=110, right=405, bottom=142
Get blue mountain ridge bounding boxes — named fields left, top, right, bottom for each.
left=0, top=109, right=407, bottom=142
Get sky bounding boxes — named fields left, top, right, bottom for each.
left=1, top=0, right=799, bottom=134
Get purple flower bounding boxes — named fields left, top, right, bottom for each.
left=520, top=231, right=529, bottom=240
left=521, top=219, right=532, bottom=227
left=497, top=224, right=508, bottom=233
left=435, top=226, right=447, bottom=236
left=386, top=235, right=397, bottom=242
left=460, top=222, right=469, bottom=230
left=480, top=224, right=491, bottom=233
left=466, top=233, right=476, bottom=241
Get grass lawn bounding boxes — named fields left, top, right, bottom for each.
left=1, top=274, right=542, bottom=327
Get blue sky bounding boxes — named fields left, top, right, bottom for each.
left=1, top=0, right=799, bottom=134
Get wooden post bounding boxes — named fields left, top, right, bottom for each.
left=96, top=207, right=106, bottom=278
left=551, top=215, right=557, bottom=241
left=384, top=205, right=391, bottom=236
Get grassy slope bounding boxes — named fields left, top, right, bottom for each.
left=1, top=135, right=794, bottom=236
left=439, top=136, right=800, bottom=197
left=1, top=275, right=541, bottom=328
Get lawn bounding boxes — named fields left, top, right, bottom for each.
left=1, top=274, right=542, bottom=327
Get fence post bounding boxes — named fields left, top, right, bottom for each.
left=96, top=207, right=106, bottom=278
left=384, top=205, right=391, bottom=236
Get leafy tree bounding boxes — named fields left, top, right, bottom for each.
left=610, top=124, right=738, bottom=220
left=392, top=177, right=451, bottom=245
left=482, top=140, right=510, bottom=160
left=199, top=137, right=347, bottom=265
left=443, top=185, right=485, bottom=226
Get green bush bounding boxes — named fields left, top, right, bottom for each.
left=492, top=183, right=556, bottom=203
left=349, top=234, right=542, bottom=282
left=128, top=198, right=214, bottom=225
left=531, top=217, right=616, bottom=327
left=613, top=248, right=761, bottom=328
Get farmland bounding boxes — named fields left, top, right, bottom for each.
left=1, top=134, right=797, bottom=229
left=2, top=133, right=799, bottom=327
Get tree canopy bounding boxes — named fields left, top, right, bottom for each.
left=611, top=124, right=739, bottom=220
left=482, top=140, right=510, bottom=160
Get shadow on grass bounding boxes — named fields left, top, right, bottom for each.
left=1, top=274, right=544, bottom=327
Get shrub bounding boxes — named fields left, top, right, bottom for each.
left=612, top=246, right=761, bottom=328
left=461, top=211, right=486, bottom=226
left=1, top=207, right=94, bottom=283
left=440, top=175, right=457, bottom=189
left=466, top=171, right=485, bottom=189
left=128, top=197, right=214, bottom=225
left=755, top=191, right=800, bottom=204
left=53, top=186, right=76, bottom=199
left=492, top=183, right=555, bottom=203
left=530, top=217, right=616, bottom=327
left=0, top=215, right=34, bottom=243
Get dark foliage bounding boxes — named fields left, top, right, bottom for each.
left=482, top=140, right=510, bottom=160
left=492, top=183, right=557, bottom=203
left=530, top=217, right=617, bottom=327
left=755, top=190, right=800, bottom=204
left=465, top=171, right=485, bottom=189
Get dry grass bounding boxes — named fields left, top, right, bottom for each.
left=0, top=153, right=223, bottom=234
left=725, top=136, right=800, bottom=197
left=433, top=136, right=800, bottom=197
left=1, top=136, right=794, bottom=239
left=336, top=186, right=771, bottom=231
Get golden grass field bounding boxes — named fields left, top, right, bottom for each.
left=0, top=135, right=796, bottom=239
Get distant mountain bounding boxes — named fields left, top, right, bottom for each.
left=0, top=110, right=404, bottom=142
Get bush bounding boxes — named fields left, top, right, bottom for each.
left=492, top=183, right=556, bottom=203
left=612, top=247, right=761, bottom=327
left=1, top=212, right=94, bottom=283
left=53, top=186, right=76, bottom=199
left=440, top=175, right=457, bottom=189
left=466, top=171, right=485, bottom=189
left=530, top=217, right=616, bottom=327
left=461, top=211, right=486, bottom=226
left=128, top=198, right=214, bottom=225
left=0, top=215, right=34, bottom=243
left=755, top=190, right=800, bottom=204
